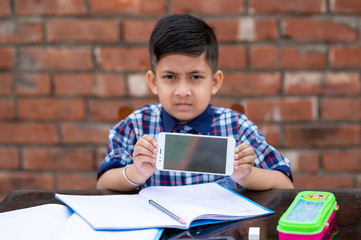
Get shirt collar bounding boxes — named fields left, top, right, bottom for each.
left=162, top=105, right=213, bottom=135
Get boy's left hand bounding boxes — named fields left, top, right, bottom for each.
left=232, top=142, right=255, bottom=180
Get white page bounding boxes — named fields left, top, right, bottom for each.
left=0, top=204, right=73, bottom=240
left=52, top=213, right=163, bottom=240
left=56, top=183, right=272, bottom=230
left=55, top=194, right=185, bottom=229
left=139, top=183, right=271, bottom=225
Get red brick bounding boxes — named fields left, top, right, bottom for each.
left=89, top=99, right=158, bottom=122
left=90, top=0, right=166, bottom=14
left=13, top=74, right=51, bottom=95
left=0, top=148, right=20, bottom=169
left=96, top=47, right=149, bottom=71
left=323, top=150, right=361, bottom=172
left=250, top=46, right=279, bottom=68
left=89, top=99, right=122, bottom=122
left=96, top=147, right=107, bottom=169
left=208, top=19, right=240, bottom=42
left=321, top=98, right=361, bottom=121
left=219, top=46, right=246, bottom=69
left=0, top=99, right=14, bottom=119
left=294, top=174, right=353, bottom=188
left=57, top=172, right=97, bottom=189
left=23, top=148, right=94, bottom=171
left=282, top=150, right=320, bottom=172
left=281, top=46, right=325, bottom=69
left=220, top=73, right=281, bottom=96
left=127, top=73, right=152, bottom=97
left=0, top=172, right=54, bottom=194
left=245, top=98, right=316, bottom=122
left=15, top=0, right=87, bottom=16
left=0, top=47, right=15, bottom=69
left=171, top=0, right=244, bottom=14
left=285, top=72, right=360, bottom=95
left=0, top=194, right=6, bottom=202
left=0, top=74, right=12, bottom=95
left=19, top=47, right=92, bottom=71
left=0, top=0, right=10, bottom=17
left=283, top=18, right=358, bottom=42
left=284, top=124, right=360, bottom=147
left=257, top=124, right=280, bottom=146
left=55, top=74, right=126, bottom=97
left=210, top=99, right=240, bottom=110
left=123, top=19, right=157, bottom=42
left=61, top=123, right=111, bottom=144
left=255, top=19, right=278, bottom=40
left=0, top=22, right=43, bottom=44
left=298, top=152, right=320, bottom=172
left=330, top=0, right=361, bottom=13
left=0, top=123, right=57, bottom=144
left=211, top=18, right=277, bottom=42
left=18, top=98, right=85, bottom=120
left=47, top=20, right=119, bottom=43
left=250, top=0, right=325, bottom=14
left=330, top=46, right=361, bottom=68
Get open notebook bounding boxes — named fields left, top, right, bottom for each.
left=0, top=204, right=163, bottom=240
left=56, top=182, right=273, bottom=230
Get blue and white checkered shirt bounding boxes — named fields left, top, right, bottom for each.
left=98, top=103, right=292, bottom=189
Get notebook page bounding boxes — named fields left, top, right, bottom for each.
left=139, top=182, right=272, bottom=224
left=0, top=204, right=73, bottom=240
left=52, top=213, right=163, bottom=240
left=55, top=194, right=186, bottom=229
left=56, top=182, right=272, bottom=230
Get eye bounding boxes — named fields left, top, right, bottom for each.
left=162, top=75, right=176, bottom=80
left=190, top=75, right=203, bottom=80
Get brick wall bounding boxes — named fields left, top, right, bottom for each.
left=0, top=0, right=360, bottom=199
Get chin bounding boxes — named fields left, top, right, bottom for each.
left=173, top=114, right=195, bottom=122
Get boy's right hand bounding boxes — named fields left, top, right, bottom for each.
left=132, top=134, right=158, bottom=183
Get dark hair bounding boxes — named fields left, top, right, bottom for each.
left=149, top=14, right=219, bottom=73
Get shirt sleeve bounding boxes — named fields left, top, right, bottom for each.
left=97, top=118, right=138, bottom=179
left=238, top=114, right=293, bottom=182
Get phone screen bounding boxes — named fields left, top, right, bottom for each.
left=163, top=134, right=228, bottom=174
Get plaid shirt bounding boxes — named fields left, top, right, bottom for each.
left=98, top=103, right=292, bottom=189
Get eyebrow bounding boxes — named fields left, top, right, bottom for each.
left=188, top=70, right=206, bottom=74
left=160, top=70, right=206, bottom=75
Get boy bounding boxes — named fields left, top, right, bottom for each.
left=97, top=14, right=294, bottom=191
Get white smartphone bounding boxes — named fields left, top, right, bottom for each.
left=156, top=132, right=235, bottom=175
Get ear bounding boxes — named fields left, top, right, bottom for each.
left=211, top=70, right=223, bottom=95
left=146, top=70, right=158, bottom=95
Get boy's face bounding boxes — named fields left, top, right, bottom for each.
left=147, top=53, right=223, bottom=122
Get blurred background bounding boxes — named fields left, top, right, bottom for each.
left=0, top=0, right=360, bottom=200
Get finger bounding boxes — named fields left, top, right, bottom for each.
left=235, top=147, right=254, bottom=160
left=240, top=147, right=254, bottom=157
left=234, top=155, right=254, bottom=167
left=234, top=164, right=251, bottom=175
left=134, top=135, right=157, bottom=156
left=143, top=134, right=158, bottom=148
left=234, top=159, right=252, bottom=168
left=133, top=149, right=157, bottom=168
left=235, top=142, right=250, bottom=153
left=133, top=144, right=155, bottom=159
left=134, top=154, right=156, bottom=164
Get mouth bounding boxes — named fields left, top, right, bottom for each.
left=175, top=103, right=191, bottom=110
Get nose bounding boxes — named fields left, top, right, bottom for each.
left=175, top=80, right=191, bottom=97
